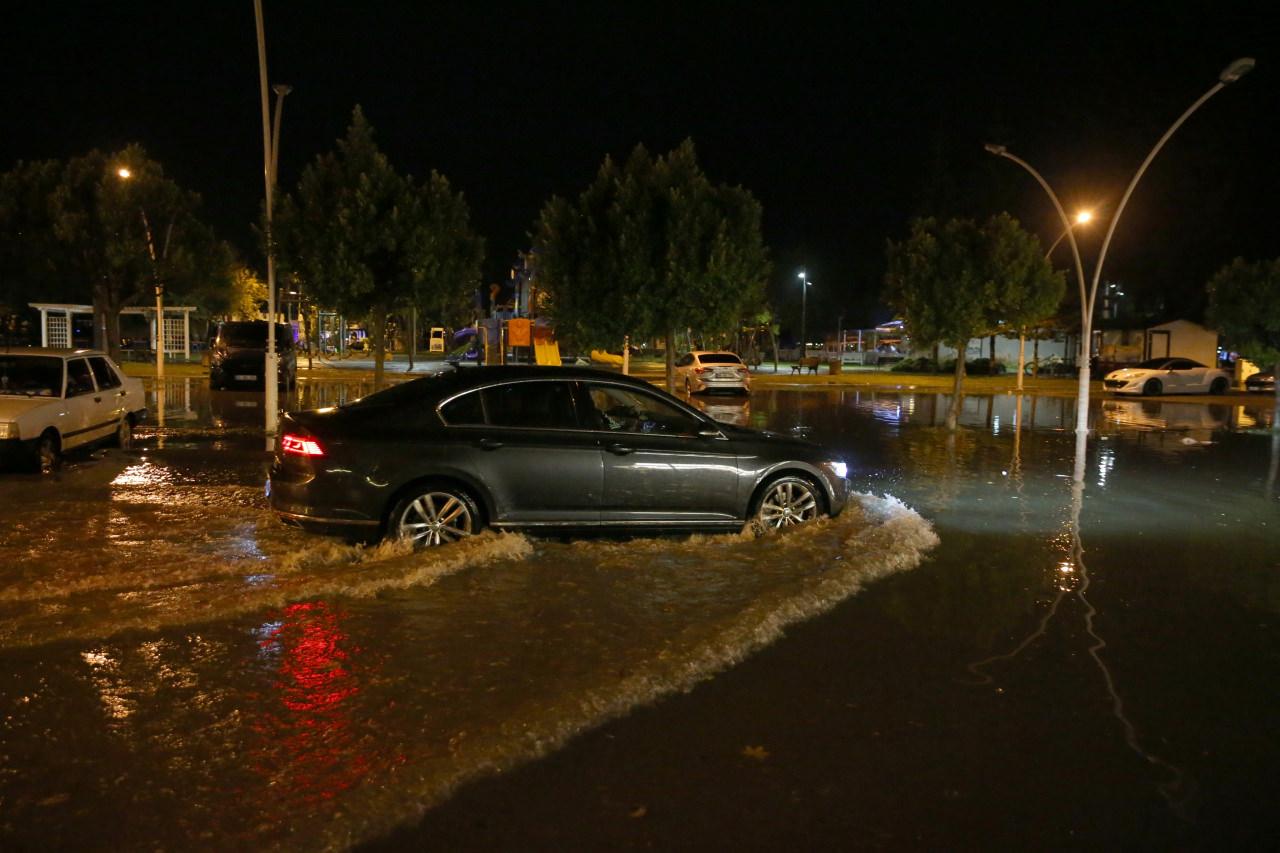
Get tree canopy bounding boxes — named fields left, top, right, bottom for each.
left=884, top=214, right=1061, bottom=428
left=534, top=140, right=770, bottom=389
left=1207, top=256, right=1280, bottom=376
left=276, top=107, right=483, bottom=388
left=0, top=145, right=233, bottom=358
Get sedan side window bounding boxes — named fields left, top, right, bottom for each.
left=585, top=384, right=702, bottom=435
left=439, top=390, right=485, bottom=426
left=88, top=357, right=122, bottom=391
left=482, top=381, right=579, bottom=429
left=66, top=359, right=95, bottom=397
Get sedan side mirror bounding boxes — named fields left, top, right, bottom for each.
left=697, top=427, right=724, bottom=439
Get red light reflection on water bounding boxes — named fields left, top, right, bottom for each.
left=249, top=600, right=382, bottom=809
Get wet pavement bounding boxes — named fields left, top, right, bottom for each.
left=1, top=378, right=1277, bottom=850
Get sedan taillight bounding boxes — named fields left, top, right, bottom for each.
left=281, top=433, right=325, bottom=457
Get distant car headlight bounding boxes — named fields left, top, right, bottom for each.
left=824, top=460, right=848, bottom=480
left=0, top=422, right=16, bottom=439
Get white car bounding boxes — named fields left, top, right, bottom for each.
left=1102, top=357, right=1232, bottom=396
left=0, top=348, right=147, bottom=469
left=674, top=351, right=751, bottom=395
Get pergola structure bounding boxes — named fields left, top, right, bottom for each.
left=28, top=303, right=198, bottom=359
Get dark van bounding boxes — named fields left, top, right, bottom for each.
left=209, top=321, right=297, bottom=390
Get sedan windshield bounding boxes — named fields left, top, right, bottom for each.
left=0, top=356, right=63, bottom=396
left=1133, top=358, right=1176, bottom=370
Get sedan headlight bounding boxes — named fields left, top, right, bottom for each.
left=0, top=422, right=16, bottom=440
left=824, top=460, right=848, bottom=480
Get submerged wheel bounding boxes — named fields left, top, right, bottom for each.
left=35, top=430, right=60, bottom=472
left=1142, top=378, right=1163, bottom=396
left=1209, top=376, right=1229, bottom=395
left=115, top=416, right=134, bottom=449
left=389, top=485, right=480, bottom=548
left=752, top=475, right=824, bottom=532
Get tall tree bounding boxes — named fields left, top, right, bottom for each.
left=0, top=147, right=231, bottom=359
left=884, top=214, right=1059, bottom=429
left=534, top=140, right=770, bottom=391
left=1207, top=257, right=1280, bottom=428
left=277, top=107, right=482, bottom=388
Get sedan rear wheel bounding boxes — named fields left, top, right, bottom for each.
left=752, top=475, right=823, bottom=533
left=390, top=486, right=480, bottom=548
left=1209, top=376, right=1229, bottom=395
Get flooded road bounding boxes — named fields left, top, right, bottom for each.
left=2, top=379, right=1278, bottom=849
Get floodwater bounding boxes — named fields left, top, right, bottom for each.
left=1, top=379, right=1277, bottom=850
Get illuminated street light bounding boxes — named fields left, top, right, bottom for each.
left=1044, top=208, right=1095, bottom=256
left=798, top=270, right=814, bottom=358
left=116, top=167, right=165, bottom=390
left=984, top=55, right=1253, bottom=446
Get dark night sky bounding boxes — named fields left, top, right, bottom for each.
left=2, top=1, right=1276, bottom=335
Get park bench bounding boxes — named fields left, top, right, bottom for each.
left=791, top=356, right=821, bottom=374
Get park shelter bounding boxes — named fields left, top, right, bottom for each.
left=29, top=302, right=198, bottom=360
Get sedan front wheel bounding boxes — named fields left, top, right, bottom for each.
left=390, top=486, right=480, bottom=548
left=752, top=475, right=823, bottom=532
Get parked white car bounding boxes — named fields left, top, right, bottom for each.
left=674, top=351, right=751, bottom=394
left=0, top=348, right=147, bottom=469
left=1102, top=357, right=1232, bottom=396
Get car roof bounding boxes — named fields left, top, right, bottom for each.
left=444, top=364, right=656, bottom=388
left=0, top=347, right=106, bottom=359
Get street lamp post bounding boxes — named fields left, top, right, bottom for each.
left=116, top=167, right=166, bottom=406
left=254, top=0, right=292, bottom=436
left=986, top=56, right=1254, bottom=468
left=797, top=270, right=813, bottom=358
left=983, top=145, right=1089, bottom=407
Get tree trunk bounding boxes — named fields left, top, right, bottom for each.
left=988, top=334, right=996, bottom=374
left=770, top=327, right=780, bottom=373
left=372, top=309, right=387, bottom=390
left=1016, top=329, right=1026, bottom=391
left=407, top=307, right=416, bottom=372
left=946, top=351, right=966, bottom=431
left=664, top=327, right=676, bottom=393
left=92, top=281, right=123, bottom=362
left=931, top=343, right=940, bottom=372
left=1032, top=335, right=1040, bottom=378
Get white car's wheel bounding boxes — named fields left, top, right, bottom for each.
left=1209, top=377, right=1228, bottom=395
left=115, top=417, right=133, bottom=449
left=1142, top=378, right=1163, bottom=396
left=35, top=430, right=60, bottom=472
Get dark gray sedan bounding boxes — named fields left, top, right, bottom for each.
left=268, top=366, right=850, bottom=547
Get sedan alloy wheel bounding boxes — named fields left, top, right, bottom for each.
left=754, top=476, right=822, bottom=531
left=392, top=487, right=479, bottom=548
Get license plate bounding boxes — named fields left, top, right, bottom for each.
left=235, top=374, right=258, bottom=381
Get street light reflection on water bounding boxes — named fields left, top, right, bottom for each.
left=0, top=380, right=1277, bottom=849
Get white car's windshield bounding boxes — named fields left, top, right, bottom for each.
left=0, top=356, right=63, bottom=397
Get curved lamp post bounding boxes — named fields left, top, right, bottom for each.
left=986, top=55, right=1254, bottom=443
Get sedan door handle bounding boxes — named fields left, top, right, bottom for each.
left=476, top=438, right=504, bottom=451
left=606, top=442, right=634, bottom=456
